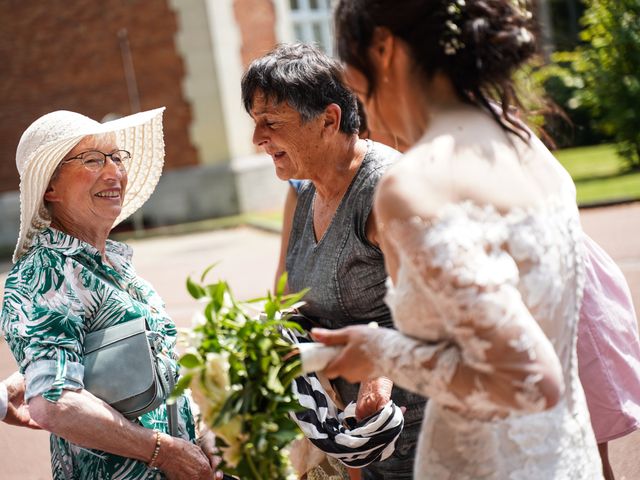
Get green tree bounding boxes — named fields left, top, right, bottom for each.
left=572, top=0, right=640, bottom=170
left=516, top=52, right=609, bottom=149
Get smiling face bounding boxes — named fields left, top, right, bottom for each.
left=250, top=90, right=327, bottom=181
left=44, top=134, right=128, bottom=234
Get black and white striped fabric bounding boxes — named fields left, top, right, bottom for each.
left=287, top=334, right=405, bottom=468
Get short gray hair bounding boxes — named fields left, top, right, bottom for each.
left=241, top=43, right=360, bottom=135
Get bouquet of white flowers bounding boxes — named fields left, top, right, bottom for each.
left=171, top=269, right=308, bottom=480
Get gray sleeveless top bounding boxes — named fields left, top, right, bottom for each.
left=287, top=140, right=398, bottom=331
left=286, top=141, right=426, bottom=477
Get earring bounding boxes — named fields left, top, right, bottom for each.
left=383, top=76, right=390, bottom=84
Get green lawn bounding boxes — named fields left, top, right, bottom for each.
left=553, top=144, right=640, bottom=205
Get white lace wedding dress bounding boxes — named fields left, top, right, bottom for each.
left=366, top=197, right=603, bottom=479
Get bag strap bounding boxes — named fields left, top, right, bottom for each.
left=157, top=354, right=179, bottom=437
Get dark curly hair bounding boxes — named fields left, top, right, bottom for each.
left=334, top=0, right=537, bottom=139
left=241, top=43, right=360, bottom=135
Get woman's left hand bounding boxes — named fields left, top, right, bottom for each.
left=311, top=326, right=381, bottom=383
left=356, top=377, right=393, bottom=420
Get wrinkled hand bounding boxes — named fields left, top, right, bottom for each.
left=156, top=434, right=216, bottom=480
left=2, top=372, right=40, bottom=429
left=355, top=377, right=393, bottom=421
left=197, top=426, right=224, bottom=479
left=311, top=326, right=384, bottom=384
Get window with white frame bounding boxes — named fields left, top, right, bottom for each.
left=289, top=0, right=334, bottom=55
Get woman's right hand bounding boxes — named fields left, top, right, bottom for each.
left=311, top=326, right=380, bottom=382
left=156, top=433, right=221, bottom=479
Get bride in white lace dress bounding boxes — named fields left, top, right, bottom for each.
left=311, top=1, right=603, bottom=478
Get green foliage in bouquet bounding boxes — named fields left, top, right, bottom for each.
left=171, top=268, right=309, bottom=479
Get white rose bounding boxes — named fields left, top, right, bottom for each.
left=198, top=352, right=233, bottom=420
left=215, top=415, right=244, bottom=467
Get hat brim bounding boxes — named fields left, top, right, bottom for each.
left=13, top=107, right=166, bottom=263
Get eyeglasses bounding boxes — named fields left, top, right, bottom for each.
left=61, top=150, right=131, bottom=173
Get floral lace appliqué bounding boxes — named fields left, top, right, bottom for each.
left=372, top=200, right=602, bottom=479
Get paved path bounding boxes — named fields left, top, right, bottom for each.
left=0, top=204, right=638, bottom=479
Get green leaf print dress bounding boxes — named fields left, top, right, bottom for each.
left=1, top=228, right=196, bottom=479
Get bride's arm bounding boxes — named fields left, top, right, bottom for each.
left=314, top=175, right=564, bottom=420
left=314, top=286, right=563, bottom=420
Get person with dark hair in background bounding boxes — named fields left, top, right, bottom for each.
left=313, top=1, right=603, bottom=478
left=242, top=43, right=426, bottom=479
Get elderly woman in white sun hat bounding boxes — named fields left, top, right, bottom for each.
left=0, top=108, right=223, bottom=480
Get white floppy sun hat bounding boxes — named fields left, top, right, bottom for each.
left=13, top=107, right=166, bottom=263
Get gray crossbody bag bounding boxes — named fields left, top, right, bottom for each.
left=83, top=317, right=179, bottom=434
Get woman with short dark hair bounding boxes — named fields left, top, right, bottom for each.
left=242, top=43, right=426, bottom=479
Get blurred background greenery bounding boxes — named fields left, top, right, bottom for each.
left=527, top=0, right=640, bottom=204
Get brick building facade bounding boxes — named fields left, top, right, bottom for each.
left=0, top=0, right=198, bottom=193
left=235, top=0, right=279, bottom=68
left=0, top=0, right=333, bottom=249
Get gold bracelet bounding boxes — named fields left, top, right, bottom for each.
left=148, top=430, right=162, bottom=469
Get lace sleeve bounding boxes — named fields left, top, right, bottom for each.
left=372, top=213, right=565, bottom=420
